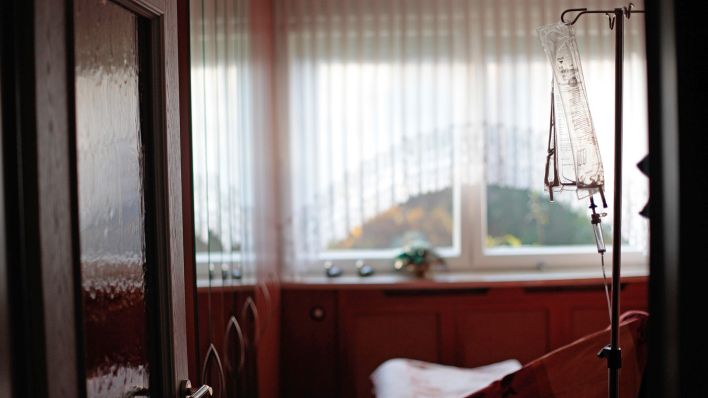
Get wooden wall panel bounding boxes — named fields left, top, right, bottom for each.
left=456, top=309, right=549, bottom=367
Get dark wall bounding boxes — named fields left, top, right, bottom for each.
left=646, top=0, right=708, bottom=397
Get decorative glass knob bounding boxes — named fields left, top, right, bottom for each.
left=356, top=260, right=374, bottom=277
left=324, top=261, right=342, bottom=277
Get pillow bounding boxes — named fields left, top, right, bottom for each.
left=371, top=358, right=522, bottom=398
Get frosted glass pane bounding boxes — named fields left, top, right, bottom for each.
left=74, top=0, right=149, bottom=396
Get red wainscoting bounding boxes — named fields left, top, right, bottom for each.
left=280, top=276, right=648, bottom=398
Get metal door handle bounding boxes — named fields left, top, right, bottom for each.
left=180, top=380, right=213, bottom=398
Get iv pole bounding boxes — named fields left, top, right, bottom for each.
left=560, top=5, right=645, bottom=398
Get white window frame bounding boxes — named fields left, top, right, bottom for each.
left=306, top=180, right=648, bottom=276
left=467, top=183, right=647, bottom=271
left=312, top=177, right=465, bottom=275
left=195, top=251, right=242, bottom=280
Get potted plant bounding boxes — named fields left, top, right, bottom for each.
left=393, top=244, right=445, bottom=278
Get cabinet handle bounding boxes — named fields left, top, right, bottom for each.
left=310, top=306, right=326, bottom=321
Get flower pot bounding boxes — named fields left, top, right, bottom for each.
left=407, top=263, right=430, bottom=278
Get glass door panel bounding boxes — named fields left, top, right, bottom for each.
left=74, top=0, right=148, bottom=395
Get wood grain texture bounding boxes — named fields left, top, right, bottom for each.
left=161, top=0, right=190, bottom=388
left=35, top=0, right=81, bottom=396
left=113, top=0, right=186, bottom=393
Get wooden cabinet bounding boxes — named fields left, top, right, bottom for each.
left=195, top=281, right=280, bottom=398
left=456, top=309, right=548, bottom=367
left=185, top=0, right=280, bottom=395
left=281, top=278, right=648, bottom=398
left=347, top=312, right=441, bottom=397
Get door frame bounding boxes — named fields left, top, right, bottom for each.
left=1, top=0, right=189, bottom=396
left=1, top=0, right=83, bottom=396
left=176, top=0, right=201, bottom=384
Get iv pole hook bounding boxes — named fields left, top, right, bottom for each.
left=561, top=8, right=587, bottom=25
left=561, top=4, right=643, bottom=26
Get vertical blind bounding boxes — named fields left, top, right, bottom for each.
left=191, top=0, right=253, bottom=276
left=276, top=0, right=648, bottom=273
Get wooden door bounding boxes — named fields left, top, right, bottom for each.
left=2, top=0, right=191, bottom=396
left=72, top=0, right=190, bottom=396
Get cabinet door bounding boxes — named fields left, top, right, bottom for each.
left=281, top=290, right=340, bottom=398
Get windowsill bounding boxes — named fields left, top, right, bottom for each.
left=195, top=276, right=258, bottom=291
left=281, top=265, right=649, bottom=290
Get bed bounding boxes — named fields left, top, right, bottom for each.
left=371, top=311, right=648, bottom=398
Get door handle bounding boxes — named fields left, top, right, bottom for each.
left=180, top=380, right=213, bottom=398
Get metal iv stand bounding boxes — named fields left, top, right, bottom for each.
left=560, top=4, right=645, bottom=398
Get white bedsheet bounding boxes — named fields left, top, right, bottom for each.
left=370, top=358, right=522, bottom=398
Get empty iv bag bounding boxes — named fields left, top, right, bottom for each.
left=538, top=22, right=605, bottom=200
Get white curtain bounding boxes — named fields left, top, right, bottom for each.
left=191, top=0, right=254, bottom=278
left=275, top=0, right=648, bottom=274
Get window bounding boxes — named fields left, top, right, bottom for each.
left=277, top=0, right=649, bottom=275
left=190, top=0, right=251, bottom=280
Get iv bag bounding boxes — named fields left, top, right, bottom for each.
left=544, top=79, right=579, bottom=196
left=538, top=22, right=605, bottom=199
